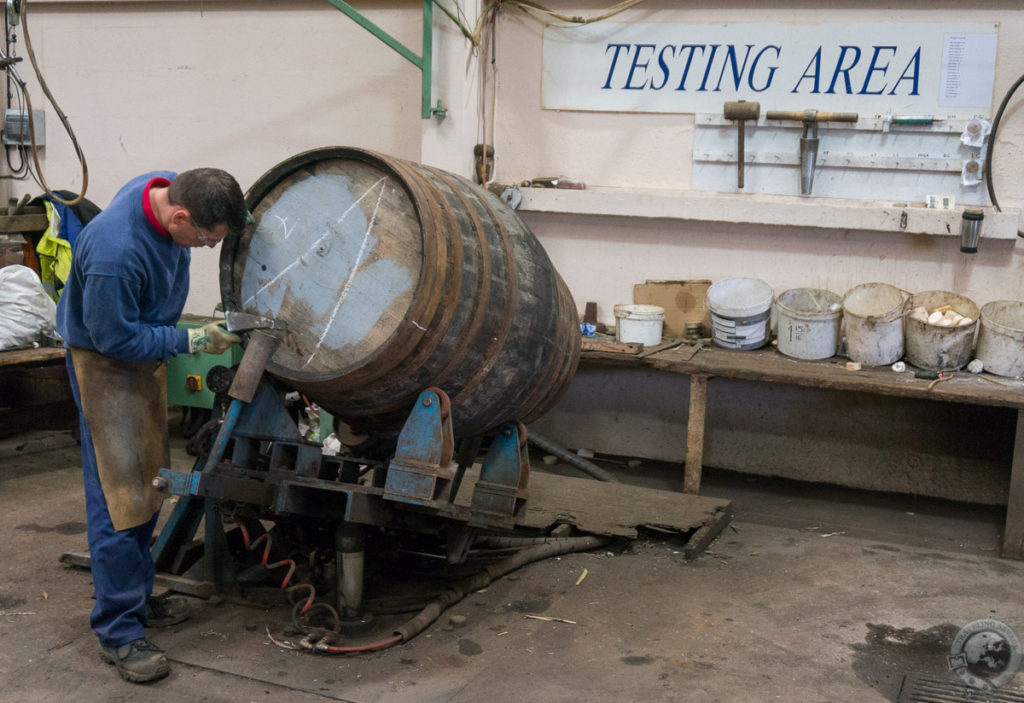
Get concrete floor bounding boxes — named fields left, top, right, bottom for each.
left=1, top=428, right=1022, bottom=703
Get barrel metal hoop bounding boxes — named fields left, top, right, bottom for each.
left=443, top=173, right=521, bottom=425
left=415, top=166, right=496, bottom=393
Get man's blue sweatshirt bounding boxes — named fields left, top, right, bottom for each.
left=56, top=172, right=191, bottom=362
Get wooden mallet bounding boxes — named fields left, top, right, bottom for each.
left=723, top=100, right=760, bottom=188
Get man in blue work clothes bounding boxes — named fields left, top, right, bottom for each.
left=56, top=168, right=248, bottom=683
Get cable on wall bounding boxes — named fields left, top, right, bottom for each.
left=984, top=72, right=1024, bottom=218
left=436, top=0, right=649, bottom=48
left=15, top=0, right=88, bottom=206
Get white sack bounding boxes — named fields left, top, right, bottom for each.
left=0, top=265, right=57, bottom=350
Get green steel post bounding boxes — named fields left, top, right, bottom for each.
left=422, top=0, right=432, bottom=119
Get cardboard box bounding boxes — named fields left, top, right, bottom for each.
left=633, top=280, right=711, bottom=337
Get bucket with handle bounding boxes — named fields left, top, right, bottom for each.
left=905, top=290, right=978, bottom=372
left=842, top=283, right=909, bottom=366
left=775, top=288, right=842, bottom=360
left=976, top=301, right=1024, bottom=377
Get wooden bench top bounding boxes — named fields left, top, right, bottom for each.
left=0, top=346, right=66, bottom=369
left=582, top=340, right=1024, bottom=410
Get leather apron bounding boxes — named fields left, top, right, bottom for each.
left=70, top=346, right=169, bottom=531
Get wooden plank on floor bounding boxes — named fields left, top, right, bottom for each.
left=512, top=469, right=732, bottom=539
left=683, top=505, right=733, bottom=559
left=60, top=550, right=216, bottom=598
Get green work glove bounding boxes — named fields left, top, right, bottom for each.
left=187, top=321, right=241, bottom=355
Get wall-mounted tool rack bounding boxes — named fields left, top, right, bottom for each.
left=693, top=114, right=989, bottom=204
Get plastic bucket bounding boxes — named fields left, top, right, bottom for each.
left=615, top=304, right=664, bottom=346
left=775, top=288, right=843, bottom=360
left=706, top=277, right=773, bottom=350
left=842, top=283, right=909, bottom=366
left=976, top=300, right=1024, bottom=377
left=905, top=290, right=979, bottom=372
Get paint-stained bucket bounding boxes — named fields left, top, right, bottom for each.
left=842, top=283, right=910, bottom=366
left=775, top=288, right=843, bottom=360
left=976, top=301, right=1024, bottom=377
left=614, top=304, right=665, bottom=347
left=905, top=290, right=978, bottom=372
left=706, top=277, right=774, bottom=350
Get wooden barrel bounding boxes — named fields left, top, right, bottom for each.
left=220, top=147, right=580, bottom=437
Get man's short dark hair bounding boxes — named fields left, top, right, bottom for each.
left=168, top=168, right=247, bottom=236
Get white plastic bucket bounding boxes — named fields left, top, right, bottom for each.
left=976, top=300, right=1024, bottom=377
left=706, top=277, right=773, bottom=350
left=615, top=304, right=664, bottom=347
left=904, top=290, right=979, bottom=372
left=842, top=283, right=909, bottom=366
left=775, top=288, right=843, bottom=360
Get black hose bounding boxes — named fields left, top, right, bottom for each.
left=476, top=535, right=568, bottom=548
left=392, top=535, right=608, bottom=642
left=528, top=431, right=618, bottom=482
left=984, top=71, right=1024, bottom=216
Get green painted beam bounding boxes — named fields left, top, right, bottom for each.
left=324, top=0, right=423, bottom=67
left=324, top=0, right=440, bottom=119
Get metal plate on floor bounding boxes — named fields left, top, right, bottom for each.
left=899, top=673, right=1024, bottom=702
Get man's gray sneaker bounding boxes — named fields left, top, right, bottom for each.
left=99, top=637, right=170, bottom=683
left=146, top=594, right=191, bottom=627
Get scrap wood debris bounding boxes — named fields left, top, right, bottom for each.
left=525, top=615, right=577, bottom=625
left=978, top=374, right=1018, bottom=388
left=703, top=549, right=730, bottom=565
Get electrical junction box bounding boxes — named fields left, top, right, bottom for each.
left=166, top=314, right=242, bottom=409
left=2, top=108, right=44, bottom=146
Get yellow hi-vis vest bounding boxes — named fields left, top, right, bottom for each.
left=35, top=200, right=72, bottom=302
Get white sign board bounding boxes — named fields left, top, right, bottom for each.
left=542, top=22, right=998, bottom=118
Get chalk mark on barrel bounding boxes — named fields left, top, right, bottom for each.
left=275, top=214, right=296, bottom=240
left=243, top=176, right=388, bottom=309
left=302, top=177, right=388, bottom=369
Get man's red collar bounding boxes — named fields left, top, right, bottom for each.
left=143, top=177, right=171, bottom=237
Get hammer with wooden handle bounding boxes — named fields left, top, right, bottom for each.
left=722, top=100, right=761, bottom=188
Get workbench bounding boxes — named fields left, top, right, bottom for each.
left=0, top=345, right=72, bottom=438
left=0, top=345, right=65, bottom=368
left=581, top=340, right=1024, bottom=560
